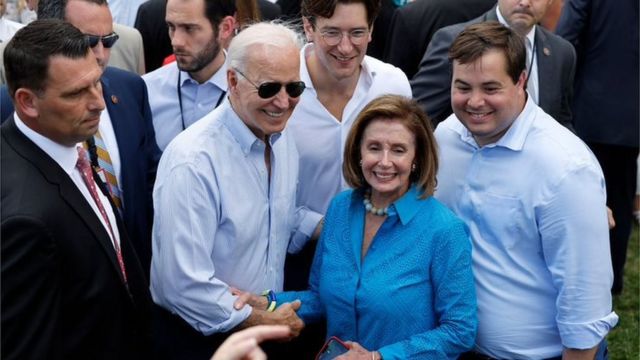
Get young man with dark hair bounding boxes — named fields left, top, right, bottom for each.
left=435, top=21, right=616, bottom=360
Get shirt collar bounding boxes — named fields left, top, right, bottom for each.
left=452, top=95, right=537, bottom=151
left=221, top=98, right=282, bottom=156
left=179, top=51, right=229, bottom=91
left=390, top=185, right=424, bottom=225
left=13, top=113, right=80, bottom=174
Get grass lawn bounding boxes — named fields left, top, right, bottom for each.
left=608, top=223, right=639, bottom=359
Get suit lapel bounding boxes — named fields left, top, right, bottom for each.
left=3, top=118, right=129, bottom=288
left=101, top=71, right=133, bottom=186
left=535, top=27, right=553, bottom=112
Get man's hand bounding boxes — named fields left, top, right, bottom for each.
left=562, top=344, right=599, bottom=360
left=606, top=206, right=616, bottom=229
left=236, top=300, right=304, bottom=340
left=231, top=287, right=268, bottom=310
left=271, top=300, right=304, bottom=338
left=210, top=325, right=290, bottom=360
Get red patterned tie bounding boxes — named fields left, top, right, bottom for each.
left=76, top=146, right=128, bottom=283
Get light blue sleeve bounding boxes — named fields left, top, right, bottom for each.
left=538, top=163, right=618, bottom=349
left=150, top=160, right=251, bottom=335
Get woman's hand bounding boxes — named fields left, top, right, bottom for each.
left=335, top=341, right=381, bottom=360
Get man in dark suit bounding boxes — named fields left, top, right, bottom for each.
left=1, top=19, right=151, bottom=359
left=411, top=0, right=576, bottom=128
left=37, top=0, right=161, bottom=275
left=383, top=0, right=496, bottom=78
left=556, top=0, right=639, bottom=294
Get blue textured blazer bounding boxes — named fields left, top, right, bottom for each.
left=1, top=66, right=161, bottom=276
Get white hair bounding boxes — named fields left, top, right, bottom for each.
left=228, top=21, right=304, bottom=71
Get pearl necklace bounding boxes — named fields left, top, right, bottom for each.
left=363, top=192, right=389, bottom=216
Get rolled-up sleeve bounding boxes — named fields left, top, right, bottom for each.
left=539, top=162, right=618, bottom=349
left=151, top=161, right=251, bottom=335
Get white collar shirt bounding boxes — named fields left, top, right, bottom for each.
left=287, top=43, right=412, bottom=214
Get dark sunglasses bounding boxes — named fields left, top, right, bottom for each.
left=233, top=67, right=305, bottom=99
left=85, top=32, right=119, bottom=48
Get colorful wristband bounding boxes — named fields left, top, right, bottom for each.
left=261, top=290, right=277, bottom=312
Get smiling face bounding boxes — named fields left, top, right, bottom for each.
left=360, top=118, right=416, bottom=207
left=24, top=52, right=105, bottom=146
left=451, top=49, right=526, bottom=147
left=498, top=0, right=553, bottom=35
left=303, top=2, right=371, bottom=83
left=228, top=44, right=302, bottom=140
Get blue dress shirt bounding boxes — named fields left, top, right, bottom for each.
left=435, top=97, right=618, bottom=358
left=150, top=99, right=322, bottom=335
left=279, top=186, right=477, bottom=359
left=143, top=61, right=228, bottom=150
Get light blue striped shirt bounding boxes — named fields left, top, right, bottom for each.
left=150, top=99, right=322, bottom=335
left=435, top=96, right=618, bottom=358
left=143, top=61, right=227, bottom=150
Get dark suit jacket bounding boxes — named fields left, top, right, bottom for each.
left=556, top=0, right=638, bottom=147
left=411, top=7, right=576, bottom=128
left=383, top=0, right=496, bottom=78
left=1, top=117, right=152, bottom=359
left=1, top=67, right=161, bottom=276
left=135, top=0, right=173, bottom=72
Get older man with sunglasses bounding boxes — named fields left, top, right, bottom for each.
left=150, top=21, right=323, bottom=360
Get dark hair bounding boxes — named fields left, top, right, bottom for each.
left=449, top=21, right=526, bottom=84
left=204, top=0, right=236, bottom=29
left=38, top=0, right=108, bottom=20
left=301, top=0, right=380, bottom=28
left=343, top=95, right=439, bottom=199
left=4, top=19, right=90, bottom=97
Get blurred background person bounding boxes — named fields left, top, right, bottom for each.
left=0, top=0, right=24, bottom=42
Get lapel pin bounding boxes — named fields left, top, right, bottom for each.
left=543, top=47, right=551, bottom=56
left=111, top=95, right=119, bottom=104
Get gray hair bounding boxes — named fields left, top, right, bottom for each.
left=227, top=21, right=304, bottom=71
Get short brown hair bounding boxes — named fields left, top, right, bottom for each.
left=302, top=0, right=381, bottom=28
left=449, top=21, right=526, bottom=84
left=343, top=95, right=438, bottom=199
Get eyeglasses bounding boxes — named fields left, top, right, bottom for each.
left=319, top=29, right=369, bottom=46
left=85, top=32, right=119, bottom=49
left=233, top=67, right=306, bottom=99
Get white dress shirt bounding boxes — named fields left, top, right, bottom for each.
left=288, top=44, right=412, bottom=214
left=14, top=113, right=121, bottom=248
left=151, top=99, right=322, bottom=335
left=435, top=97, right=618, bottom=358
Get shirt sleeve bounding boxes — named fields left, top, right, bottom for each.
left=288, top=206, right=323, bottom=254
left=150, top=161, right=251, bottom=335
left=378, top=220, right=477, bottom=359
left=538, top=162, right=618, bottom=349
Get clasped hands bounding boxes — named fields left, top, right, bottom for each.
left=231, top=287, right=304, bottom=340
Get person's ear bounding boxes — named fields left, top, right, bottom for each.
left=14, top=88, right=40, bottom=119
left=302, top=17, right=314, bottom=42
left=218, top=15, right=237, bottom=41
